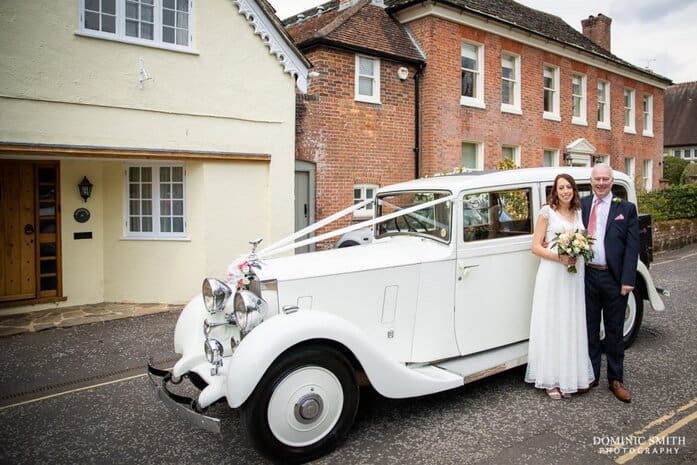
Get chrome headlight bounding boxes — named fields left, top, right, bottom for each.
left=202, top=278, right=232, bottom=314
left=204, top=338, right=224, bottom=364
left=234, top=289, right=267, bottom=335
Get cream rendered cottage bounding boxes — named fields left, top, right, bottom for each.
left=0, top=0, right=308, bottom=313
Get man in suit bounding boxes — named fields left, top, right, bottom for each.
left=582, top=163, right=640, bottom=403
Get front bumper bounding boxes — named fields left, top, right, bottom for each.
left=146, top=358, right=222, bottom=434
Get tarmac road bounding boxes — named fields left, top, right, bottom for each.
left=0, top=243, right=695, bottom=465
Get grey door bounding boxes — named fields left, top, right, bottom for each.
left=294, top=161, right=315, bottom=254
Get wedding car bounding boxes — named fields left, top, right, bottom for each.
left=148, top=167, right=666, bottom=463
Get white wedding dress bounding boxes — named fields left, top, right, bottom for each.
left=524, top=205, right=595, bottom=393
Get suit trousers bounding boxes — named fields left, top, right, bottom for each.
left=584, top=266, right=628, bottom=382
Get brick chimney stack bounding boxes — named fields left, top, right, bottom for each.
left=582, top=14, right=612, bottom=51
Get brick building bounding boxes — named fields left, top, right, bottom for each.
left=284, top=0, right=672, bottom=246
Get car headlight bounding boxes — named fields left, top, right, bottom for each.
left=204, top=338, right=224, bottom=364
left=202, top=278, right=232, bottom=314
left=234, top=289, right=267, bottom=335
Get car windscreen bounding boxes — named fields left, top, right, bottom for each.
left=375, top=191, right=452, bottom=243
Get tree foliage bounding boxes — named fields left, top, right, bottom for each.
left=663, top=156, right=689, bottom=185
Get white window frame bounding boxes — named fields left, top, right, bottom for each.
left=597, top=80, right=611, bottom=130
left=624, top=88, right=636, bottom=134
left=460, top=41, right=486, bottom=109
left=355, top=55, right=381, bottom=104
left=501, top=52, right=521, bottom=114
left=642, top=159, right=653, bottom=192
left=501, top=145, right=520, bottom=166
left=461, top=141, right=484, bottom=170
left=123, top=162, right=187, bottom=239
left=642, top=94, right=654, bottom=137
left=543, top=65, right=560, bottom=121
left=624, top=157, right=636, bottom=181
left=571, top=73, right=587, bottom=126
left=543, top=149, right=559, bottom=167
left=353, top=184, right=378, bottom=219
left=78, top=0, right=194, bottom=52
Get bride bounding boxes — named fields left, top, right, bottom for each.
left=525, top=174, right=595, bottom=399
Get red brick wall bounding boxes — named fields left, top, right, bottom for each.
left=296, top=48, right=418, bottom=247
left=408, top=16, right=666, bottom=185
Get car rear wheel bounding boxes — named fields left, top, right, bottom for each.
left=240, top=345, right=359, bottom=464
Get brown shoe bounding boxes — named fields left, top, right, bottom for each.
left=609, top=380, right=631, bottom=403
left=577, top=379, right=599, bottom=394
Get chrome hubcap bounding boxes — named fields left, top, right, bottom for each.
left=294, top=392, right=324, bottom=424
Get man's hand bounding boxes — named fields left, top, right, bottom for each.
left=620, top=285, right=634, bottom=296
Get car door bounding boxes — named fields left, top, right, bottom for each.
left=454, top=184, right=540, bottom=355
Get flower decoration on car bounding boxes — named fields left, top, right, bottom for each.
left=227, top=258, right=257, bottom=290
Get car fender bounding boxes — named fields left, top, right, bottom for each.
left=225, top=310, right=463, bottom=408
left=637, top=260, right=665, bottom=311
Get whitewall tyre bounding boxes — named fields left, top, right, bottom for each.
left=240, top=345, right=359, bottom=464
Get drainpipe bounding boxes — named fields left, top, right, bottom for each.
left=413, top=63, right=424, bottom=179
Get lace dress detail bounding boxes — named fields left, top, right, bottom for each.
left=524, top=205, right=595, bottom=393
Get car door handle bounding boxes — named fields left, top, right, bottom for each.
left=457, top=264, right=479, bottom=280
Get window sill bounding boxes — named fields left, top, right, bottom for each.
left=355, top=95, right=381, bottom=105
left=624, top=127, right=637, bottom=135
left=572, top=118, right=588, bottom=126
left=460, top=97, right=486, bottom=109
left=543, top=112, right=561, bottom=122
left=120, top=236, right=191, bottom=242
left=75, top=30, right=199, bottom=55
left=642, top=131, right=654, bottom=138
left=501, top=105, right=522, bottom=115
left=597, top=122, right=611, bottom=131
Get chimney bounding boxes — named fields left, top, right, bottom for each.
left=339, top=0, right=359, bottom=10
left=582, top=14, right=612, bottom=51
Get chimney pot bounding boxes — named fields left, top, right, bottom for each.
left=582, top=13, right=612, bottom=51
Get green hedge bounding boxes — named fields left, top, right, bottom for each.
left=638, top=184, right=697, bottom=221
left=663, top=156, right=690, bottom=185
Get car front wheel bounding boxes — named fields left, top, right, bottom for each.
left=240, top=345, right=359, bottom=464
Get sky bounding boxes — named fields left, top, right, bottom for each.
left=268, top=0, right=697, bottom=84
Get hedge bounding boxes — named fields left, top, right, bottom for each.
left=663, top=156, right=690, bottom=185
left=638, top=183, right=697, bottom=221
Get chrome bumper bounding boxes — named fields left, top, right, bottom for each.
left=146, top=358, right=222, bottom=434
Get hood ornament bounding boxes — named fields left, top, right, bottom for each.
left=249, top=238, right=263, bottom=254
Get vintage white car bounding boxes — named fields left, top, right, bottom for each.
left=148, top=167, right=666, bottom=463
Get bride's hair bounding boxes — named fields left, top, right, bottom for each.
left=548, top=173, right=581, bottom=210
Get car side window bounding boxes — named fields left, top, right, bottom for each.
left=545, top=183, right=627, bottom=200
left=462, top=188, right=532, bottom=242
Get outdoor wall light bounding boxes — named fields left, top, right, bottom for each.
left=78, top=176, right=93, bottom=202
left=593, top=155, right=604, bottom=164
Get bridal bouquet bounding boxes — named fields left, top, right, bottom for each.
left=551, top=229, right=595, bottom=273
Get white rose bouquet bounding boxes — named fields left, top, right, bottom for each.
left=551, top=229, right=595, bottom=273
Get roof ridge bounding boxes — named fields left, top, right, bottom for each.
left=314, top=0, right=371, bottom=39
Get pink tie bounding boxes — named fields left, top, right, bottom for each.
left=588, top=198, right=602, bottom=235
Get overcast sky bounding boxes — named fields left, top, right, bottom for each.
left=268, top=0, right=697, bottom=83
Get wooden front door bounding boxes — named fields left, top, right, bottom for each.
left=0, top=161, right=61, bottom=303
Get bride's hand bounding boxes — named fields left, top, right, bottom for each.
left=560, top=255, right=576, bottom=266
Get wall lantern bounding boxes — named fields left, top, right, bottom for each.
left=78, top=176, right=93, bottom=202
left=562, top=152, right=572, bottom=165
left=593, top=155, right=604, bottom=165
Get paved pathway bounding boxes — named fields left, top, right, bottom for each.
left=0, top=302, right=183, bottom=337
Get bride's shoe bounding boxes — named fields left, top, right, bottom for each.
left=546, top=388, right=562, bottom=400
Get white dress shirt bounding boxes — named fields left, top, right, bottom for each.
left=589, top=194, right=611, bottom=266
